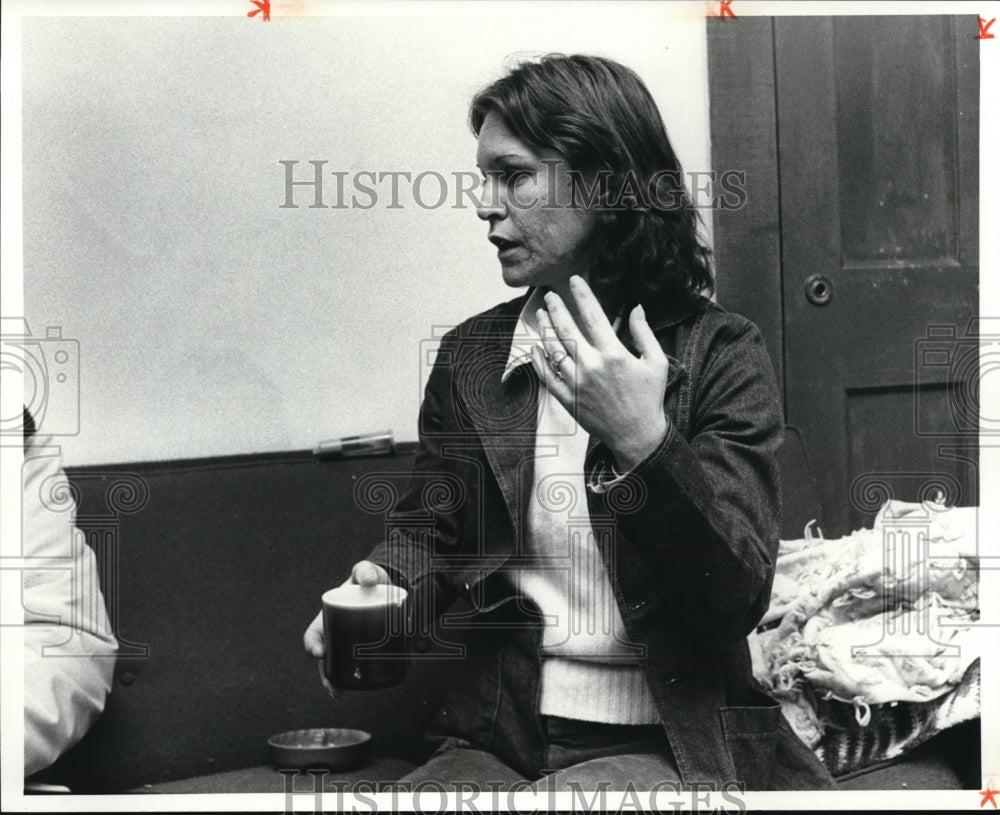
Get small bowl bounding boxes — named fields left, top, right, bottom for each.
left=268, top=728, right=372, bottom=771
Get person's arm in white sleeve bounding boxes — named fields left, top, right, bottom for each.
left=22, top=434, right=118, bottom=777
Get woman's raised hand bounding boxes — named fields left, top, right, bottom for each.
left=529, top=275, right=670, bottom=471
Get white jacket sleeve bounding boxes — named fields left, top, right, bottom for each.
left=22, top=436, right=118, bottom=777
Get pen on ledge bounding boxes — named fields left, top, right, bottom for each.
left=313, top=430, right=395, bottom=460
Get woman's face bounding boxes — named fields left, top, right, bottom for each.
left=475, top=112, right=595, bottom=292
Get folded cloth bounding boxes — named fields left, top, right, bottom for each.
left=750, top=499, right=980, bottom=764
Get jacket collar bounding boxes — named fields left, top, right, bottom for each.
left=616, top=291, right=698, bottom=350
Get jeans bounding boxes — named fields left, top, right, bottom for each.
left=398, top=716, right=682, bottom=792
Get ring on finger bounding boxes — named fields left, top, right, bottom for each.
left=548, top=349, right=568, bottom=374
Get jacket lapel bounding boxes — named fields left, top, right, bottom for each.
left=452, top=299, right=538, bottom=537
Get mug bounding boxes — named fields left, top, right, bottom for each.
left=322, top=583, right=408, bottom=690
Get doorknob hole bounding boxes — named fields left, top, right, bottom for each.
left=805, top=274, right=833, bottom=306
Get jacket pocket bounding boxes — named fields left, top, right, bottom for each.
left=719, top=688, right=782, bottom=790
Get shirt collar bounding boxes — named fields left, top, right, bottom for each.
left=501, top=287, right=546, bottom=383
left=501, top=287, right=627, bottom=382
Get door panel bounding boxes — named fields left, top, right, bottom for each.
left=835, top=17, right=963, bottom=264
left=774, top=16, right=979, bottom=535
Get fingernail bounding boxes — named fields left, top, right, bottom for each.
left=637, top=304, right=646, bottom=319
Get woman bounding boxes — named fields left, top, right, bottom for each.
left=304, top=54, right=836, bottom=792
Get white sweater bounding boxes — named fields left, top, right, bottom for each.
left=502, top=290, right=659, bottom=725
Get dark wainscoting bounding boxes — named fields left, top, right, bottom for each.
left=40, top=445, right=463, bottom=792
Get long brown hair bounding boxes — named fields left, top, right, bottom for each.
left=470, top=54, right=714, bottom=318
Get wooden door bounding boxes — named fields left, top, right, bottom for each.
left=775, top=16, right=979, bottom=535
left=710, top=15, right=979, bottom=537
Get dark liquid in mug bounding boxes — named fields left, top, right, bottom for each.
left=322, top=585, right=408, bottom=690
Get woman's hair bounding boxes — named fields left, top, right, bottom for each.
left=470, top=54, right=714, bottom=316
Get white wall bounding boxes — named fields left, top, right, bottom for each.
left=21, top=6, right=711, bottom=465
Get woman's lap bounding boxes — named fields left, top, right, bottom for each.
left=397, top=718, right=681, bottom=792
left=534, top=751, right=681, bottom=791
left=396, top=738, right=527, bottom=791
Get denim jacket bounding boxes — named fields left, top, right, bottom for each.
left=367, top=291, right=835, bottom=790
